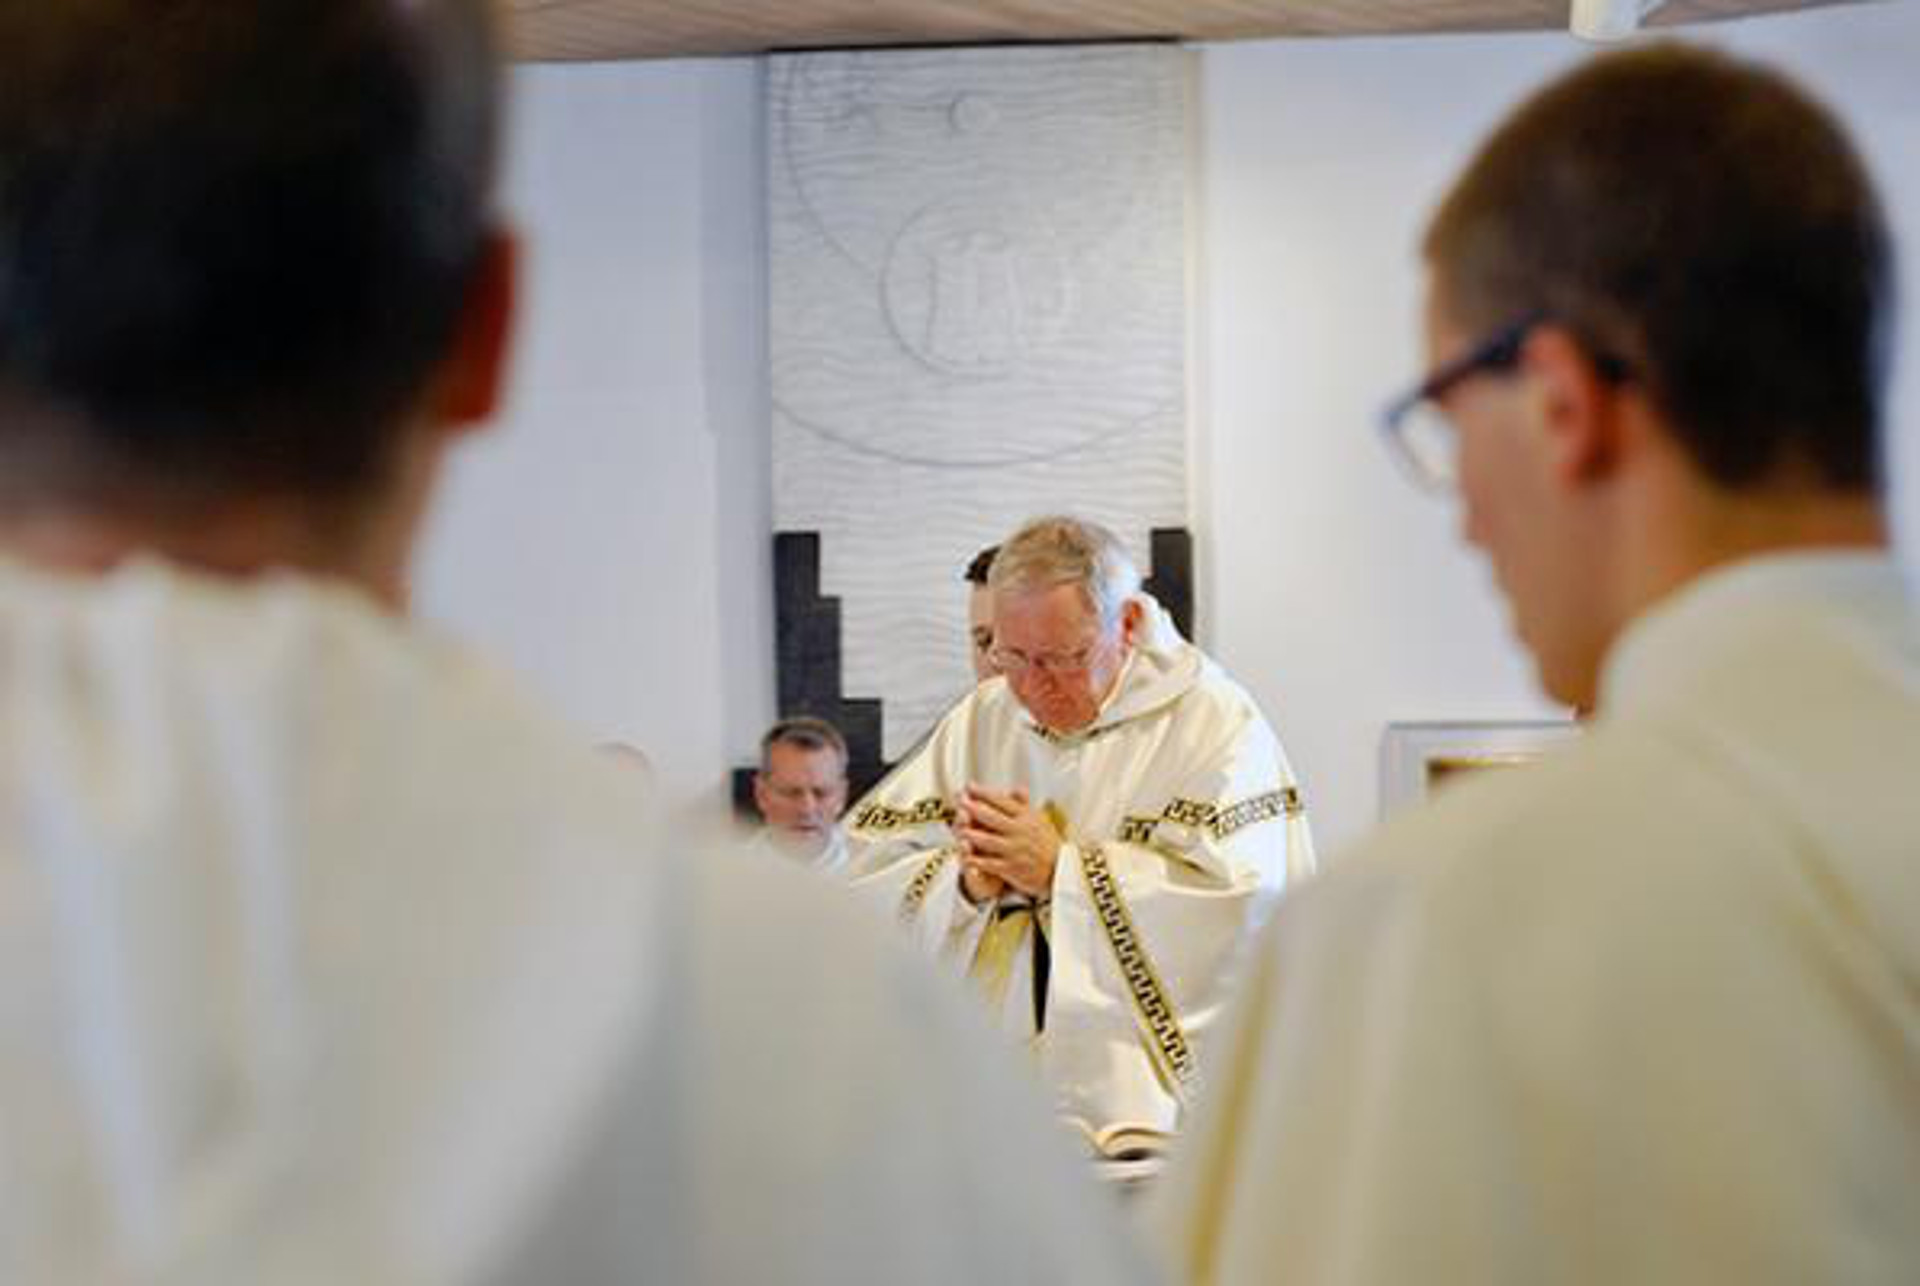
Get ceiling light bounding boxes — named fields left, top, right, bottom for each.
left=1570, top=0, right=1667, bottom=42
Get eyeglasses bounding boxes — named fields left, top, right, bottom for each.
left=1380, top=313, right=1632, bottom=492
left=1379, top=313, right=1540, bottom=492
left=989, top=639, right=1104, bottom=677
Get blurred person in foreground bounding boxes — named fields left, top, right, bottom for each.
left=1152, top=44, right=1918, bottom=1285
left=0, top=4, right=1155, bottom=1283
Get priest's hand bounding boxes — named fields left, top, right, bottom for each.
left=956, top=785, right=1060, bottom=900
left=957, top=859, right=1007, bottom=906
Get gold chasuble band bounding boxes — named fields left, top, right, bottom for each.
left=1080, top=843, right=1196, bottom=1101
left=968, top=901, right=1036, bottom=1012
left=898, top=849, right=952, bottom=922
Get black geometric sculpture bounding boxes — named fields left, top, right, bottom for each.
left=733, top=525, right=1197, bottom=816
left=732, top=532, right=888, bottom=814
left=1142, top=526, right=1195, bottom=642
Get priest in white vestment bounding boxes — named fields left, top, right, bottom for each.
left=0, top=6, right=1158, bottom=1284
left=848, top=516, right=1317, bottom=1143
left=1152, top=46, right=1920, bottom=1285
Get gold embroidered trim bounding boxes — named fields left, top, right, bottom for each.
left=898, top=850, right=951, bottom=923
left=1213, top=787, right=1304, bottom=839
left=1080, top=843, right=1196, bottom=1098
left=1165, top=797, right=1218, bottom=828
left=852, top=796, right=958, bottom=833
left=1117, top=786, right=1304, bottom=846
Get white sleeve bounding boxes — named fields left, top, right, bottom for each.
left=1044, top=705, right=1315, bottom=1111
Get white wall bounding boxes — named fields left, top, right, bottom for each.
left=1200, top=2, right=1920, bottom=848
left=414, top=2, right=1920, bottom=841
left=413, top=59, right=767, bottom=809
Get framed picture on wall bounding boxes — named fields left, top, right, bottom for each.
left=1379, top=720, right=1580, bottom=819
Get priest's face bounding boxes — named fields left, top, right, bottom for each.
left=754, top=742, right=848, bottom=853
left=992, top=582, right=1138, bottom=733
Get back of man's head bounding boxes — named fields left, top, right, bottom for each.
left=0, top=0, right=499, bottom=513
left=1425, top=44, right=1894, bottom=493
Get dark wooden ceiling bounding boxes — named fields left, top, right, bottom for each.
left=502, top=0, right=1863, bottom=62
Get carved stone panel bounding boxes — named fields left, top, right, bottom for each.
left=769, top=43, right=1192, bottom=761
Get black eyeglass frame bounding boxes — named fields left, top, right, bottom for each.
left=1378, top=312, right=1630, bottom=492
left=1378, top=312, right=1541, bottom=490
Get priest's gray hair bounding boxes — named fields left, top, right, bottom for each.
left=988, top=516, right=1143, bottom=628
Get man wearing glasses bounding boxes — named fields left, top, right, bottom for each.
left=1152, top=45, right=1918, bottom=1284
left=748, top=716, right=853, bottom=872
left=848, top=515, right=1317, bottom=1154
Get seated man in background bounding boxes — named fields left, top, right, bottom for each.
left=749, top=716, right=851, bottom=873
left=0, top=4, right=1154, bottom=1283
left=1152, top=44, right=1919, bottom=1285
left=848, top=515, right=1317, bottom=1151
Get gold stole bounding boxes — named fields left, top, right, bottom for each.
left=968, top=900, right=1038, bottom=1012
left=965, top=803, right=1064, bottom=1029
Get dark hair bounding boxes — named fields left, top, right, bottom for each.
left=963, top=544, right=1000, bottom=586
left=0, top=0, right=500, bottom=508
left=1424, top=44, right=1895, bottom=492
left=760, top=717, right=848, bottom=772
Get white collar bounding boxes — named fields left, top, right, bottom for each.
left=1599, top=549, right=1910, bottom=718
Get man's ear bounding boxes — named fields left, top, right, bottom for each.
left=430, top=227, right=519, bottom=432
left=1523, top=324, right=1623, bottom=487
left=1119, top=597, right=1146, bottom=645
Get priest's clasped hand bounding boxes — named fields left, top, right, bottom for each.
left=956, top=785, right=1060, bottom=901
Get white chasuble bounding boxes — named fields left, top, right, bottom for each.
left=846, top=632, right=1316, bottom=1136
left=0, top=557, right=1155, bottom=1286
left=1150, top=554, right=1920, bottom=1285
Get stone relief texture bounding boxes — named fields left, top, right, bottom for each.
left=770, top=43, right=1192, bottom=759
